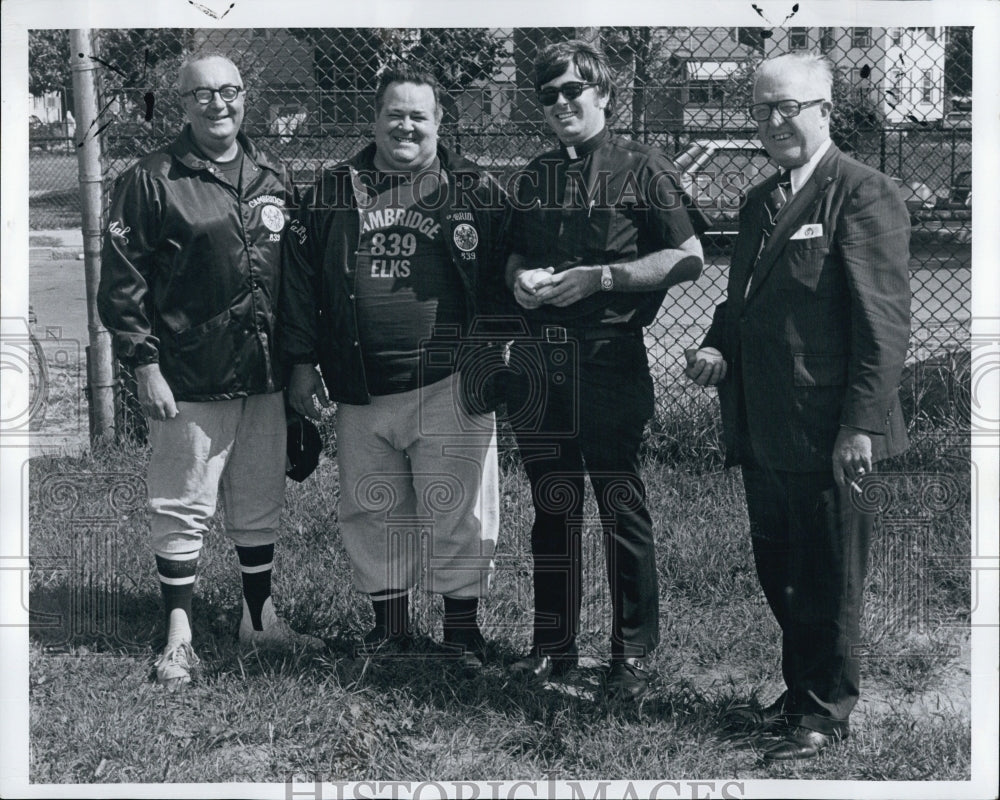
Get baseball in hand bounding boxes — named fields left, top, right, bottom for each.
left=686, top=347, right=723, bottom=366
left=519, top=268, right=555, bottom=294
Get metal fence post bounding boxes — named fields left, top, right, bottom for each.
left=950, top=127, right=956, bottom=186
left=70, top=29, right=115, bottom=445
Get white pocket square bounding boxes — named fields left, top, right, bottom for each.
left=790, top=223, right=824, bottom=240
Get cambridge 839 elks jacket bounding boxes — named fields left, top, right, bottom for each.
left=279, top=143, right=509, bottom=411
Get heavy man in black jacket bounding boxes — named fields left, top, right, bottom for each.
left=98, top=53, right=323, bottom=690
left=281, top=65, right=507, bottom=667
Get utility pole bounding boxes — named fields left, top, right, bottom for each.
left=70, top=29, right=115, bottom=445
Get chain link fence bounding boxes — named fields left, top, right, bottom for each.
left=28, top=26, right=971, bottom=455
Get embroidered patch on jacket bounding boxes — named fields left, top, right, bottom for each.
left=453, top=223, right=478, bottom=252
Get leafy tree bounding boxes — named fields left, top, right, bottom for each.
left=29, top=29, right=187, bottom=140
left=290, top=28, right=506, bottom=125
left=944, top=27, right=972, bottom=98
left=602, top=27, right=655, bottom=135
left=28, top=30, right=72, bottom=98
left=408, top=29, right=506, bottom=94
left=599, top=28, right=687, bottom=135
left=407, top=29, right=507, bottom=123
left=291, top=28, right=405, bottom=92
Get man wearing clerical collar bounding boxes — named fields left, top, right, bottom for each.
left=504, top=39, right=707, bottom=700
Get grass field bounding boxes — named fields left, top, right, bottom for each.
left=26, top=383, right=972, bottom=784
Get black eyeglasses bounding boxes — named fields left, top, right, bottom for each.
left=749, top=99, right=825, bottom=122
left=188, top=85, right=244, bottom=104
left=537, top=81, right=597, bottom=106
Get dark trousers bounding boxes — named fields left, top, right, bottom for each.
left=740, top=455, right=874, bottom=734
left=506, top=334, right=658, bottom=659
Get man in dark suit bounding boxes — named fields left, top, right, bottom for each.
left=685, top=52, right=911, bottom=760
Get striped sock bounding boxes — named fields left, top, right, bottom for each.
left=236, top=544, right=274, bottom=631
left=155, top=553, right=198, bottom=646
left=371, top=589, right=410, bottom=636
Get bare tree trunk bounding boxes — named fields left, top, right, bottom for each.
left=631, top=28, right=651, bottom=142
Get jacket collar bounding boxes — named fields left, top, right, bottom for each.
left=745, top=144, right=841, bottom=302
left=169, top=125, right=281, bottom=175
left=348, top=141, right=475, bottom=176
left=559, top=126, right=609, bottom=161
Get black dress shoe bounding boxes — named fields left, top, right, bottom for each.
left=605, top=657, right=651, bottom=700
left=510, top=646, right=578, bottom=680
left=442, top=627, right=488, bottom=669
left=725, top=693, right=790, bottom=730
left=763, top=726, right=846, bottom=761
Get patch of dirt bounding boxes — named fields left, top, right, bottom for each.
left=672, top=625, right=972, bottom=724
left=858, top=629, right=972, bottom=722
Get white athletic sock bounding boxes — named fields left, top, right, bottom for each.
left=165, top=607, right=192, bottom=649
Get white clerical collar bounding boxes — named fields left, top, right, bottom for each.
left=790, top=138, right=833, bottom=195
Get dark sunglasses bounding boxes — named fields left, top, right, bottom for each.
left=537, top=81, right=597, bottom=106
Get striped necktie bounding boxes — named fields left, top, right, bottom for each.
left=746, top=171, right=791, bottom=297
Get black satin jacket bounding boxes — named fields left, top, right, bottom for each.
left=98, top=127, right=291, bottom=401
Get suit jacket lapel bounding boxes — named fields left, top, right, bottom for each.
left=745, top=144, right=841, bottom=302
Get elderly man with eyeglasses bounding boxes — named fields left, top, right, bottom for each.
left=503, top=39, right=707, bottom=700
left=99, top=52, right=323, bottom=690
left=686, top=52, right=911, bottom=760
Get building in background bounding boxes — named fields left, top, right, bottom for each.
left=765, top=26, right=946, bottom=125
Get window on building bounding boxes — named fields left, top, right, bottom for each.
left=921, top=69, right=934, bottom=103
left=924, top=27, right=937, bottom=42
left=851, top=27, right=872, bottom=48
left=688, top=80, right=728, bottom=106
left=820, top=28, right=835, bottom=53
left=890, top=28, right=903, bottom=46
left=789, top=28, right=809, bottom=50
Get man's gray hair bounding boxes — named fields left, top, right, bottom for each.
left=176, top=51, right=242, bottom=91
left=754, top=52, right=834, bottom=100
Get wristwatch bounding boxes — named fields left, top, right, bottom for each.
left=600, top=264, right=614, bottom=291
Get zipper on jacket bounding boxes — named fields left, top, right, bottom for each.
left=348, top=167, right=373, bottom=402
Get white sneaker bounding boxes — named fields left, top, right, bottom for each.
left=238, top=598, right=324, bottom=653
left=155, top=640, right=200, bottom=689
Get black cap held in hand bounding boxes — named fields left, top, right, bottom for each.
left=286, top=413, right=322, bottom=482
